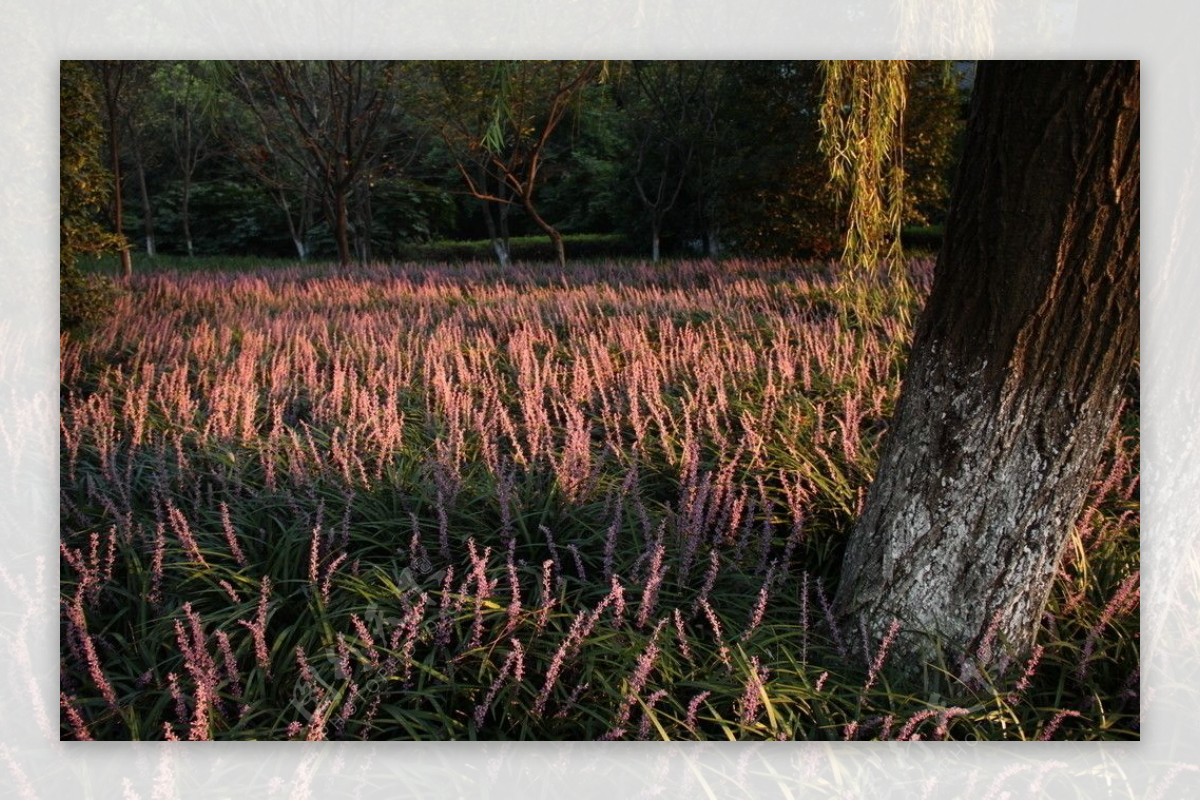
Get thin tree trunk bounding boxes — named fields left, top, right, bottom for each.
left=181, top=173, right=194, bottom=258
left=95, top=62, right=133, bottom=279
left=522, top=194, right=566, bottom=269
left=275, top=182, right=313, bottom=262
left=132, top=148, right=155, bottom=258
left=278, top=190, right=304, bottom=261
left=479, top=164, right=513, bottom=268
left=491, top=238, right=510, bottom=268
left=480, top=196, right=509, bottom=268
left=550, top=230, right=566, bottom=269
left=832, top=61, right=1139, bottom=678
left=125, top=110, right=156, bottom=258
left=107, top=113, right=132, bottom=278
left=498, top=198, right=511, bottom=262
left=333, top=191, right=352, bottom=266
left=705, top=225, right=720, bottom=258
left=354, top=179, right=372, bottom=263
left=174, top=83, right=205, bottom=260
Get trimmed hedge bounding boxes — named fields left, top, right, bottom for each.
left=900, top=224, right=944, bottom=252
left=395, top=233, right=641, bottom=263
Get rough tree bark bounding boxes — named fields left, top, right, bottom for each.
left=832, top=61, right=1139, bottom=677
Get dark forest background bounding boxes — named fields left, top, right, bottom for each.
left=68, top=60, right=966, bottom=266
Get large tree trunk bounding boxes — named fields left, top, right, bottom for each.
left=832, top=61, right=1139, bottom=678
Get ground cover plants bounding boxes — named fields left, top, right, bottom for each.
left=59, top=257, right=1139, bottom=741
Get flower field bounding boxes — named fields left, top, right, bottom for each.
left=59, top=258, right=1139, bottom=740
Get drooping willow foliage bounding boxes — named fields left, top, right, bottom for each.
left=818, top=60, right=909, bottom=286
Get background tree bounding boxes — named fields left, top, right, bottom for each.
left=88, top=60, right=136, bottom=278
left=715, top=61, right=841, bottom=258
left=118, top=64, right=162, bottom=259
left=713, top=61, right=959, bottom=260
left=832, top=60, right=1139, bottom=679
left=416, top=60, right=602, bottom=268
left=155, top=61, right=224, bottom=259
left=60, top=61, right=122, bottom=328
left=228, top=60, right=404, bottom=266
left=901, top=61, right=966, bottom=229
left=616, top=61, right=714, bottom=262
left=221, top=74, right=319, bottom=261
left=412, top=61, right=519, bottom=267
left=532, top=84, right=628, bottom=239
left=683, top=62, right=727, bottom=258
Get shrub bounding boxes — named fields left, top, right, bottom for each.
left=60, top=265, right=119, bottom=330
left=60, top=61, right=125, bottom=330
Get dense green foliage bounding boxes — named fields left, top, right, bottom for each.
left=60, top=61, right=123, bottom=329
left=69, top=60, right=964, bottom=272
left=60, top=258, right=1138, bottom=741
